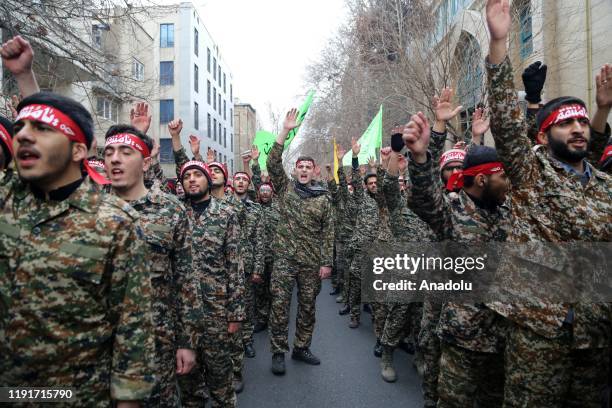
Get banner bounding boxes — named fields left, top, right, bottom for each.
left=342, top=105, right=383, bottom=167
left=252, top=130, right=277, bottom=171
left=333, top=138, right=340, bottom=184
left=284, top=89, right=315, bottom=148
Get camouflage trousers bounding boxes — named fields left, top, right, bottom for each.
left=372, top=303, right=410, bottom=348
left=269, top=257, right=322, bottom=353
left=230, top=279, right=255, bottom=377
left=437, top=341, right=504, bottom=408
left=254, top=259, right=274, bottom=325
left=144, top=331, right=179, bottom=407
left=502, top=320, right=609, bottom=408
left=349, top=254, right=365, bottom=321
left=419, top=301, right=442, bottom=408
left=334, top=240, right=349, bottom=295
left=178, top=311, right=235, bottom=408
left=0, top=356, right=114, bottom=407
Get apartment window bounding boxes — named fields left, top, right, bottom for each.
left=207, top=113, right=211, bottom=138
left=218, top=123, right=222, bottom=142
left=194, top=64, right=199, bottom=92
left=213, top=88, right=217, bottom=110
left=218, top=67, right=222, bottom=85
left=194, top=102, right=199, bottom=130
left=159, top=139, right=174, bottom=164
left=213, top=118, right=217, bottom=141
left=223, top=73, right=226, bottom=93
left=92, top=25, right=103, bottom=48
left=230, top=158, right=233, bottom=173
left=96, top=96, right=118, bottom=122
left=207, top=80, right=211, bottom=104
left=207, top=48, right=211, bottom=72
left=213, top=57, right=217, bottom=79
left=218, top=95, right=221, bottom=114
left=230, top=133, right=233, bottom=151
left=160, top=24, right=174, bottom=48
left=230, top=108, right=233, bottom=126
left=132, top=58, right=144, bottom=81
left=160, top=61, right=174, bottom=85
left=160, top=99, right=174, bottom=124
left=230, top=84, right=233, bottom=101
left=194, top=28, right=199, bottom=56
left=223, top=127, right=227, bottom=147
left=519, top=2, right=533, bottom=59
left=223, top=100, right=226, bottom=120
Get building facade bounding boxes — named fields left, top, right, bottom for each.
left=233, top=102, right=257, bottom=172
left=429, top=0, right=612, bottom=144
left=142, top=2, right=235, bottom=175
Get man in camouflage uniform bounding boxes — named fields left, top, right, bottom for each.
left=346, top=140, right=380, bottom=330
left=249, top=148, right=281, bottom=331
left=228, top=170, right=265, bottom=392
left=103, top=124, right=198, bottom=407
left=168, top=119, right=245, bottom=408
left=484, top=2, right=612, bottom=406
left=267, top=108, right=334, bottom=375
left=403, top=105, right=512, bottom=407
left=0, top=92, right=156, bottom=406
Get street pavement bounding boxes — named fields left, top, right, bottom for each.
left=238, top=280, right=424, bottom=408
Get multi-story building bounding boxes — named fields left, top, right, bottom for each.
left=141, top=2, right=235, bottom=176
left=428, top=0, right=612, bottom=144
left=233, top=102, right=257, bottom=172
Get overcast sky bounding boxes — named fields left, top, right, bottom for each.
left=185, top=0, right=347, bottom=130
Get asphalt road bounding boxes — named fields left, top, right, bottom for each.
left=237, top=279, right=424, bottom=408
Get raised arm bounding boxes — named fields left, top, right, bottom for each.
left=0, top=36, right=39, bottom=97
left=486, top=0, right=538, bottom=186
left=267, top=109, right=299, bottom=194
left=589, top=64, right=612, bottom=163
left=403, top=113, right=454, bottom=241
left=430, top=87, right=462, bottom=164
left=168, top=119, right=191, bottom=178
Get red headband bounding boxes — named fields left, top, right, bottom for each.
left=440, top=149, right=466, bottom=169
left=600, top=145, right=612, bottom=165
left=446, top=162, right=504, bottom=191
left=16, top=104, right=109, bottom=185
left=180, top=160, right=210, bottom=179
left=296, top=159, right=314, bottom=167
left=0, top=123, right=13, bottom=160
left=233, top=171, right=251, bottom=182
left=87, top=159, right=106, bottom=171
left=539, top=104, right=589, bottom=133
left=104, top=133, right=151, bottom=158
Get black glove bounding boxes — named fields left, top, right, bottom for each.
left=522, top=61, right=547, bottom=104
left=391, top=133, right=404, bottom=152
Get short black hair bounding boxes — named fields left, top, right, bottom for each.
left=17, top=92, right=94, bottom=148
left=364, top=172, right=377, bottom=184
left=536, top=96, right=587, bottom=131
left=463, top=145, right=499, bottom=188
left=105, top=124, right=154, bottom=152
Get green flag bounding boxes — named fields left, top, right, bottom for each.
left=284, top=90, right=315, bottom=148
left=253, top=130, right=277, bottom=171
left=342, top=105, right=383, bottom=167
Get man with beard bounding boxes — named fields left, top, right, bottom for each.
left=103, top=125, right=197, bottom=406
left=229, top=170, right=265, bottom=392
left=268, top=109, right=333, bottom=375
left=403, top=110, right=511, bottom=407
left=0, top=91, right=156, bottom=406
left=168, top=121, right=245, bottom=408
left=484, top=1, right=612, bottom=405
left=346, top=139, right=380, bottom=330
left=248, top=146, right=281, bottom=332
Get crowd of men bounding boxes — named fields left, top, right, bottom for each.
left=0, top=1, right=611, bottom=407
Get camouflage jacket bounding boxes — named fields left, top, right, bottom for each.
left=346, top=164, right=380, bottom=259
left=382, top=170, right=435, bottom=242
left=0, top=175, right=155, bottom=401
left=186, top=197, right=245, bottom=322
left=127, top=184, right=198, bottom=350
left=486, top=55, right=612, bottom=348
left=408, top=155, right=512, bottom=353
left=238, top=197, right=265, bottom=277
left=336, top=166, right=359, bottom=242
left=267, top=142, right=334, bottom=267
left=375, top=165, right=393, bottom=243
left=252, top=161, right=281, bottom=263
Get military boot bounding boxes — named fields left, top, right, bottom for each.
left=380, top=346, right=397, bottom=383
left=271, top=353, right=285, bottom=375
left=373, top=338, right=383, bottom=358
left=291, top=347, right=321, bottom=365
left=233, top=372, right=244, bottom=393
left=349, top=317, right=360, bottom=329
